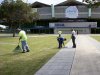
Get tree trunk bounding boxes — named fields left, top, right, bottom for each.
left=12, top=24, right=16, bottom=37
left=13, top=28, right=16, bottom=37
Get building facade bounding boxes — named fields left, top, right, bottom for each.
left=30, top=1, right=100, bottom=34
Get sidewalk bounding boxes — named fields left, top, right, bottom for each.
left=35, top=35, right=100, bottom=75
left=70, top=35, right=100, bottom=75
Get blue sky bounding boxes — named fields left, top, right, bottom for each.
left=0, top=0, right=82, bottom=5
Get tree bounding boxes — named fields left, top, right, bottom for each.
left=82, top=0, right=97, bottom=17
left=0, top=0, right=34, bottom=37
left=83, top=0, right=97, bottom=3
left=32, top=11, right=39, bottom=27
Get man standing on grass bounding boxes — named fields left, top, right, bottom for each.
left=18, top=28, right=30, bottom=53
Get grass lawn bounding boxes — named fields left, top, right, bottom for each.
left=91, top=35, right=100, bottom=42
left=0, top=34, right=71, bottom=75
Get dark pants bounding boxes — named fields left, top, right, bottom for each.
left=57, top=37, right=63, bottom=48
left=72, top=36, right=76, bottom=48
left=58, top=40, right=63, bottom=48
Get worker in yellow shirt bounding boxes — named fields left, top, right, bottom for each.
left=18, top=28, right=30, bottom=53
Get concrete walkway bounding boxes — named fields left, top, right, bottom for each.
left=35, top=35, right=100, bottom=75
left=70, top=35, right=100, bottom=75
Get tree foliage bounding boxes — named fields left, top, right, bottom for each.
left=0, top=0, right=34, bottom=25
left=83, top=0, right=99, bottom=8
left=0, top=0, right=35, bottom=36
left=83, top=0, right=97, bottom=3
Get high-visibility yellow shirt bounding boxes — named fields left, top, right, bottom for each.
left=18, top=30, right=27, bottom=41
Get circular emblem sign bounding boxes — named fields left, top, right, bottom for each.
left=65, top=6, right=78, bottom=18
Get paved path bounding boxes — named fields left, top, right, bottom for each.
left=70, top=35, right=100, bottom=75
left=35, top=35, right=100, bottom=75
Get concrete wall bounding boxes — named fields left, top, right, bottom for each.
left=36, top=5, right=100, bottom=19
left=54, top=6, right=89, bottom=18
left=92, top=7, right=100, bottom=18
left=37, top=7, right=52, bottom=19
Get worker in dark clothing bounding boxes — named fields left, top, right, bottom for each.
left=71, top=29, right=76, bottom=48
left=57, top=36, right=66, bottom=48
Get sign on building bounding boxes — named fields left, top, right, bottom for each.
left=65, top=6, right=78, bottom=18
left=49, top=22, right=97, bottom=34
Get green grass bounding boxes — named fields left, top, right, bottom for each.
left=91, top=36, right=100, bottom=42
left=0, top=34, right=71, bottom=75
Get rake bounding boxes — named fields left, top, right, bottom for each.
left=13, top=41, right=22, bottom=52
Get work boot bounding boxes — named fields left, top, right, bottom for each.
left=22, top=50, right=26, bottom=53
left=26, top=49, right=30, bottom=52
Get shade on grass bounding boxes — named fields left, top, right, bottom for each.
left=91, top=36, right=100, bottom=42
left=0, top=34, right=71, bottom=75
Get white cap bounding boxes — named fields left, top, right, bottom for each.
left=58, top=31, right=62, bottom=34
